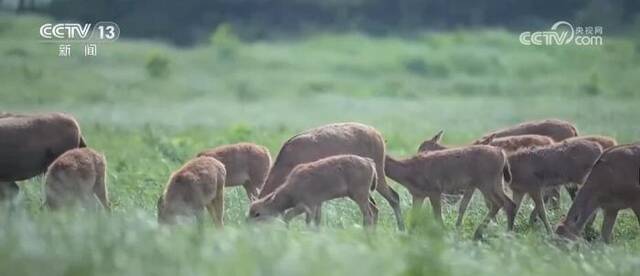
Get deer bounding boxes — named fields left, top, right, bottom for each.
left=556, top=144, right=640, bottom=243
left=157, top=156, right=226, bottom=226
left=507, top=139, right=602, bottom=233
left=44, top=148, right=109, bottom=211
left=386, top=145, right=516, bottom=239
left=248, top=155, right=378, bottom=228
left=258, top=122, right=404, bottom=230
left=1, top=112, right=87, bottom=201
left=418, top=131, right=555, bottom=223
left=477, top=119, right=578, bottom=142
left=197, top=143, right=271, bottom=201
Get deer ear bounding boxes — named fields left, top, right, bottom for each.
left=431, top=130, right=444, bottom=142
left=479, top=133, right=497, bottom=145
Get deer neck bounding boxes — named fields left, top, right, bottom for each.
left=266, top=188, right=295, bottom=213
left=565, top=184, right=599, bottom=232
left=385, top=155, right=413, bottom=185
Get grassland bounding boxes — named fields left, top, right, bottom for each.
left=1, top=14, right=640, bottom=276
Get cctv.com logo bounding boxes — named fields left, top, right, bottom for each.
left=39, top=22, right=120, bottom=42
left=519, top=21, right=603, bottom=46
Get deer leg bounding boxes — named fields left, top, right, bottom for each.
left=456, top=189, right=474, bottom=227
left=93, top=178, right=110, bottom=212
left=473, top=199, right=501, bottom=240
left=547, top=187, right=561, bottom=210
left=496, top=189, right=516, bottom=231
left=305, top=206, right=315, bottom=225
left=356, top=199, right=374, bottom=227
left=584, top=210, right=598, bottom=232
left=313, top=203, right=323, bottom=227
left=509, top=191, right=525, bottom=230
left=369, top=196, right=379, bottom=225
left=376, top=176, right=404, bottom=231
left=601, top=209, right=619, bottom=243
left=528, top=206, right=540, bottom=225
left=206, top=185, right=224, bottom=227
left=428, top=192, right=443, bottom=226
left=530, top=188, right=556, bottom=224
left=530, top=190, right=551, bottom=233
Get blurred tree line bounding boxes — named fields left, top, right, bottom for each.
left=5, top=0, right=640, bottom=45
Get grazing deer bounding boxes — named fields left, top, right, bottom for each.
left=1, top=112, right=87, bottom=201
left=259, top=122, right=404, bottom=230
left=507, top=140, right=602, bottom=233
left=386, top=145, right=516, bottom=239
left=249, top=155, right=379, bottom=228
left=157, top=156, right=226, bottom=226
left=44, top=148, right=109, bottom=211
left=556, top=144, right=640, bottom=243
left=197, top=143, right=271, bottom=201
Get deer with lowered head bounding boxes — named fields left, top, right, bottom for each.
left=44, top=148, right=109, bottom=211
left=197, top=143, right=271, bottom=202
left=555, top=144, right=640, bottom=243
left=386, top=143, right=516, bottom=239
left=507, top=139, right=602, bottom=233
left=258, top=122, right=404, bottom=230
left=248, top=154, right=379, bottom=228
left=157, top=156, right=226, bottom=226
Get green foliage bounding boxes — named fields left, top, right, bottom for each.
left=582, top=72, right=602, bottom=96
left=145, top=52, right=171, bottom=78
left=210, top=23, right=241, bottom=59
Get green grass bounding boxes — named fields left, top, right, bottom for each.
left=1, top=14, right=640, bottom=276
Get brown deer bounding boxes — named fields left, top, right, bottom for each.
left=418, top=131, right=555, bottom=223
left=473, top=134, right=554, bottom=152
left=507, top=140, right=602, bottom=233
left=556, top=144, right=640, bottom=243
left=474, top=134, right=559, bottom=210
left=44, top=148, right=109, bottom=211
left=258, top=122, right=404, bottom=230
left=1, top=112, right=87, bottom=201
left=249, top=155, right=378, bottom=227
left=478, top=119, right=578, bottom=142
left=197, top=143, right=271, bottom=201
left=386, top=145, right=516, bottom=239
left=157, top=156, right=226, bottom=226
left=566, top=135, right=617, bottom=150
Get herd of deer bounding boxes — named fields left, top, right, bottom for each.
left=1, top=112, right=639, bottom=243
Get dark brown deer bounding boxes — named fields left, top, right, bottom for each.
left=1, top=112, right=87, bottom=201
left=556, top=144, right=640, bottom=243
